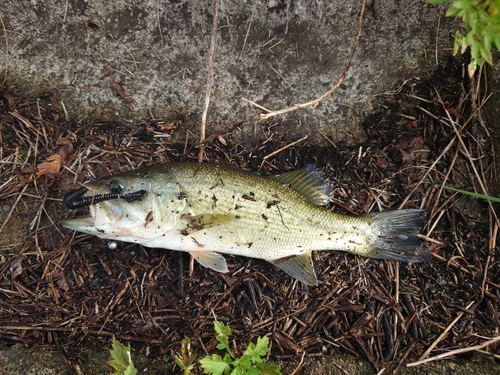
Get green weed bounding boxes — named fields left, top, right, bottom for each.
left=441, top=185, right=500, bottom=202
left=199, top=320, right=281, bottom=375
left=428, top=0, right=500, bottom=74
left=109, top=321, right=282, bottom=375
left=109, top=338, right=137, bottom=375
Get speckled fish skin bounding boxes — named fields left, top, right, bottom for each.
left=62, top=162, right=429, bottom=285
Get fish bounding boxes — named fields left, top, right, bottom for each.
left=61, top=162, right=429, bottom=285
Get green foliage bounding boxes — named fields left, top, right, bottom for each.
left=199, top=321, right=282, bottom=375
left=428, top=0, right=500, bottom=74
left=175, top=336, right=197, bottom=375
left=441, top=185, right=500, bottom=202
left=109, top=338, right=137, bottom=375
left=109, top=322, right=281, bottom=375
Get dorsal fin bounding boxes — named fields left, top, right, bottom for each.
left=270, top=164, right=332, bottom=206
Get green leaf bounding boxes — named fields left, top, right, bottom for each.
left=200, top=321, right=281, bottom=375
left=109, top=339, right=137, bottom=375
left=257, top=363, right=282, bottom=375
left=200, top=354, right=231, bottom=375
left=214, top=321, right=234, bottom=358
left=493, top=34, right=500, bottom=50
left=244, top=336, right=269, bottom=363
left=214, top=320, right=232, bottom=338
left=175, top=356, right=186, bottom=369
left=441, top=185, right=500, bottom=202
left=236, top=368, right=260, bottom=375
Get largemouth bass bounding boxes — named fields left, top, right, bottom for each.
left=62, top=162, right=429, bottom=285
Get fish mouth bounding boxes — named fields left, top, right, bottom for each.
left=61, top=205, right=98, bottom=231
left=61, top=215, right=95, bottom=230
left=62, top=201, right=128, bottom=233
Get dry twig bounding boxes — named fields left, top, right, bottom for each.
left=243, top=0, right=366, bottom=121
left=199, top=0, right=220, bottom=162
left=407, top=335, right=500, bottom=367
left=0, top=14, right=8, bottom=88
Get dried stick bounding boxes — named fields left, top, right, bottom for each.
left=407, top=335, right=500, bottom=367
left=418, top=300, right=475, bottom=361
left=236, top=0, right=258, bottom=63
left=199, top=0, right=220, bottom=162
left=260, top=135, right=307, bottom=170
left=289, top=351, right=306, bottom=375
left=435, top=89, right=500, bottom=227
left=0, top=184, right=29, bottom=234
left=0, top=14, right=8, bottom=88
left=246, top=0, right=366, bottom=121
left=434, top=4, right=444, bottom=65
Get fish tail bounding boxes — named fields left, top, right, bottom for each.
left=364, top=209, right=430, bottom=262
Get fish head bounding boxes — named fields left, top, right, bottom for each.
left=62, top=171, right=159, bottom=240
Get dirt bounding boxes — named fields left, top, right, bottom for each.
left=1, top=342, right=499, bottom=375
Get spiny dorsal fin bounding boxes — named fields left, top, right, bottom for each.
left=270, top=164, right=332, bottom=206
left=270, top=251, right=318, bottom=285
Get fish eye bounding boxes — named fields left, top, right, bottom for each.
left=109, top=181, right=123, bottom=194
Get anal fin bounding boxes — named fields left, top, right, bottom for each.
left=270, top=252, right=318, bottom=286
left=190, top=251, right=229, bottom=273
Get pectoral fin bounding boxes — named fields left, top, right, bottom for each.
left=270, top=252, right=318, bottom=286
left=190, top=251, right=229, bottom=273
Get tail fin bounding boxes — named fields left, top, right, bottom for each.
left=363, top=209, right=430, bottom=262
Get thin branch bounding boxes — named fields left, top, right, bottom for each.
left=236, top=0, right=258, bottom=63
left=199, top=0, right=220, bottom=162
left=407, top=335, right=500, bottom=367
left=435, top=89, right=500, bottom=227
left=0, top=14, right=8, bottom=88
left=260, top=135, right=307, bottom=169
left=247, top=0, right=366, bottom=121
left=417, top=300, right=475, bottom=361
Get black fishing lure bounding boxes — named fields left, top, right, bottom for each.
left=63, top=187, right=146, bottom=209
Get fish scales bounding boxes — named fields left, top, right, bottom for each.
left=158, top=164, right=366, bottom=255
left=62, top=162, right=430, bottom=285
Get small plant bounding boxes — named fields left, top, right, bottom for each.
left=428, top=0, right=500, bottom=75
left=109, top=322, right=282, bottom=375
left=175, top=336, right=196, bottom=375
left=109, top=338, right=137, bottom=375
left=199, top=320, right=281, bottom=375
left=441, top=185, right=500, bottom=202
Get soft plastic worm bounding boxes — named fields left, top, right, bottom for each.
left=63, top=187, right=146, bottom=209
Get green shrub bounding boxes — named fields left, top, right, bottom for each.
left=428, top=0, right=500, bottom=74
left=109, top=338, right=137, bottom=375
left=199, top=321, right=281, bottom=375
left=109, top=321, right=282, bottom=375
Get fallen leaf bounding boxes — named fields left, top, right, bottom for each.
left=395, top=136, right=424, bottom=151
left=36, top=154, right=61, bottom=178
left=3, top=94, right=21, bottom=109
left=57, top=272, right=70, bottom=292
left=111, top=81, right=133, bottom=103
left=56, top=138, right=74, bottom=166
left=9, top=257, right=24, bottom=281
left=387, top=137, right=424, bottom=164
